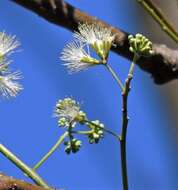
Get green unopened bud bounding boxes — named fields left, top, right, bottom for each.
left=64, top=138, right=82, bottom=154
left=87, top=120, right=104, bottom=144
left=128, top=34, right=153, bottom=56
left=58, top=117, right=69, bottom=127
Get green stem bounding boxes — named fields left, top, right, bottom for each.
left=72, top=130, right=93, bottom=135
left=33, top=131, right=68, bottom=171
left=119, top=53, right=138, bottom=190
left=105, top=64, right=125, bottom=92
left=0, top=143, right=51, bottom=189
left=137, top=0, right=178, bottom=43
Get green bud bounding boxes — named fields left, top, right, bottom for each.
left=128, top=33, right=153, bottom=57
left=87, top=120, right=104, bottom=144
left=64, top=138, right=82, bottom=154
left=58, top=117, right=68, bottom=127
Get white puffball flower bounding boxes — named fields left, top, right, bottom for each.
left=0, top=32, right=20, bottom=57
left=61, top=41, right=100, bottom=73
left=55, top=98, right=86, bottom=127
left=74, top=23, right=115, bottom=60
left=0, top=71, right=23, bottom=98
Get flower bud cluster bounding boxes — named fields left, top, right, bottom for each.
left=87, top=120, right=104, bottom=144
left=54, top=98, right=105, bottom=154
left=64, top=138, right=82, bottom=154
left=128, top=34, right=153, bottom=56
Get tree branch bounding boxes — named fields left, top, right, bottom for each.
left=0, top=173, right=49, bottom=190
left=11, top=0, right=178, bottom=84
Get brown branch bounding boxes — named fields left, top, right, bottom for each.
left=0, top=173, right=49, bottom=190
left=11, top=0, right=178, bottom=84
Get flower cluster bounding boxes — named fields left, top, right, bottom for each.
left=55, top=98, right=86, bottom=127
left=54, top=97, right=105, bottom=154
left=61, top=23, right=115, bottom=73
left=128, top=33, right=153, bottom=57
left=0, top=32, right=22, bottom=98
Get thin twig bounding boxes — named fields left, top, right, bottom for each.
left=119, top=54, right=139, bottom=190
left=137, top=0, right=178, bottom=43
left=105, top=64, right=124, bottom=92
left=0, top=144, right=51, bottom=189
left=33, top=131, right=68, bottom=171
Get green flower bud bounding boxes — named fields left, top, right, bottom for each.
left=87, top=120, right=104, bottom=144
left=128, top=34, right=153, bottom=56
left=64, top=138, right=82, bottom=154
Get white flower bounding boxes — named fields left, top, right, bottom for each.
left=74, top=23, right=115, bottom=60
left=0, top=71, right=22, bottom=98
left=0, top=58, right=10, bottom=73
left=61, top=41, right=100, bottom=73
left=55, top=98, right=86, bottom=127
left=0, top=32, right=20, bottom=57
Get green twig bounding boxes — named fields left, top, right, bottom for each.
left=119, top=53, right=139, bottom=190
left=137, top=0, right=178, bottom=43
left=72, top=130, right=93, bottom=135
left=0, top=143, right=51, bottom=189
left=105, top=64, right=125, bottom=92
left=33, top=131, right=68, bottom=171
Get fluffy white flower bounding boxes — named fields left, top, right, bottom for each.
left=0, top=32, right=20, bottom=57
left=61, top=41, right=100, bottom=73
left=0, top=71, right=22, bottom=98
left=0, top=58, right=10, bottom=73
left=55, top=98, right=86, bottom=127
left=74, top=23, right=115, bottom=60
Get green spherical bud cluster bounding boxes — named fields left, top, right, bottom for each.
left=87, top=120, right=104, bottom=144
left=64, top=138, right=82, bottom=154
left=128, top=34, right=154, bottom=56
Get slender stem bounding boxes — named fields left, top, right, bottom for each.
left=137, top=0, right=178, bottom=43
left=119, top=53, right=138, bottom=190
left=33, top=131, right=68, bottom=171
left=72, top=130, right=93, bottom=135
left=105, top=64, right=125, bottom=92
left=0, top=143, right=51, bottom=189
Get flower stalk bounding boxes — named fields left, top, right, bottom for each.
left=105, top=64, right=125, bottom=92
left=0, top=143, right=51, bottom=189
left=33, top=131, right=69, bottom=171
